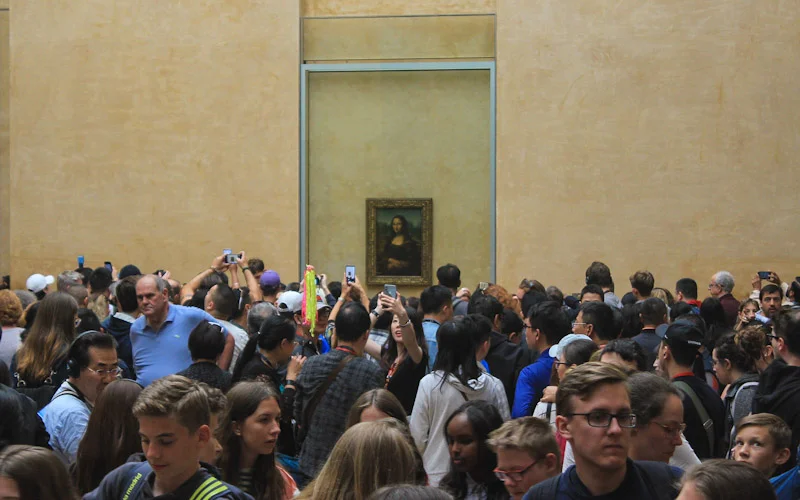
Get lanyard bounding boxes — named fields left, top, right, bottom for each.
left=336, top=345, right=357, bottom=356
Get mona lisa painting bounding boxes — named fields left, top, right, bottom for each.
left=366, top=198, right=433, bottom=286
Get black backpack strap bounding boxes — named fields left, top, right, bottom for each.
left=121, top=462, right=152, bottom=500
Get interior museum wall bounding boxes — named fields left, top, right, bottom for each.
left=307, top=70, right=492, bottom=297
left=495, top=0, right=800, bottom=297
left=7, top=0, right=799, bottom=299
left=8, top=1, right=300, bottom=287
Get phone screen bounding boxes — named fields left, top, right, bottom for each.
left=77, top=255, right=85, bottom=269
left=758, top=271, right=771, bottom=280
left=345, top=265, right=356, bottom=283
left=384, top=284, right=397, bottom=299
left=104, top=261, right=113, bottom=272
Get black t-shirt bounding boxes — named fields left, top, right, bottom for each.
left=176, top=361, right=232, bottom=393
left=524, top=459, right=682, bottom=500
left=384, top=350, right=429, bottom=414
left=672, top=374, right=726, bottom=459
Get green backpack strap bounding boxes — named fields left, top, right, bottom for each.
left=189, top=476, right=231, bottom=500
left=674, top=380, right=715, bottom=456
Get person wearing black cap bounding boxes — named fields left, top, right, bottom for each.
left=656, top=320, right=725, bottom=459
left=117, top=265, right=141, bottom=280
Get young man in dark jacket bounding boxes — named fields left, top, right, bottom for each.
left=85, top=376, right=250, bottom=500
left=101, top=276, right=139, bottom=373
left=754, top=308, right=800, bottom=475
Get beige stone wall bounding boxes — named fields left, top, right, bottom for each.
left=496, top=0, right=800, bottom=297
left=6, top=0, right=799, bottom=299
left=9, top=1, right=300, bottom=287
left=0, top=7, right=8, bottom=279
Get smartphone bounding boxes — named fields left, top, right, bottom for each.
left=104, top=261, right=113, bottom=272
left=758, top=271, right=771, bottom=280
left=479, top=281, right=489, bottom=291
left=223, top=248, right=236, bottom=265
left=77, top=255, right=85, bottom=269
left=345, top=265, right=356, bottom=284
left=384, top=284, right=397, bottom=299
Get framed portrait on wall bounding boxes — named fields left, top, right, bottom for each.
left=366, top=198, right=433, bottom=286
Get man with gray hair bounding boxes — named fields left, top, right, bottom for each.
left=247, top=301, right=278, bottom=337
left=57, top=270, right=83, bottom=292
left=130, top=274, right=234, bottom=386
left=708, top=271, right=739, bottom=327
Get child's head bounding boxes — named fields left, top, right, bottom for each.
left=487, top=417, right=561, bottom=499
left=133, top=375, right=212, bottom=487
left=732, top=413, right=791, bottom=477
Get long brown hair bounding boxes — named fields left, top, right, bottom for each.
left=217, top=381, right=284, bottom=500
left=0, top=445, right=78, bottom=500
left=73, top=379, right=143, bottom=494
left=16, top=292, right=77, bottom=381
left=298, top=419, right=418, bottom=500
left=346, top=389, right=407, bottom=429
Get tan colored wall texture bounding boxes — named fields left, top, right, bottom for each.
left=9, top=1, right=300, bottom=287
left=7, top=0, right=798, bottom=299
left=0, top=8, right=8, bottom=278
left=496, top=0, right=800, bottom=297
left=307, top=70, right=492, bottom=297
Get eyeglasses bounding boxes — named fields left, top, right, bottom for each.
left=494, top=460, right=537, bottom=482
left=553, top=360, right=569, bottom=368
left=85, top=366, right=122, bottom=377
left=571, top=322, right=587, bottom=329
left=767, top=334, right=779, bottom=342
left=651, top=421, right=686, bottom=437
left=566, top=410, right=637, bottom=428
left=708, top=283, right=720, bottom=289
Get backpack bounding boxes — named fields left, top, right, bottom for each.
left=14, top=367, right=62, bottom=411
left=120, top=462, right=235, bottom=500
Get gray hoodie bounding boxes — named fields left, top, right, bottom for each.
left=409, top=370, right=510, bottom=486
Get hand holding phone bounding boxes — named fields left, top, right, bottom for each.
left=758, top=271, right=771, bottom=280
left=384, top=284, right=397, bottom=299
left=345, top=265, right=356, bottom=284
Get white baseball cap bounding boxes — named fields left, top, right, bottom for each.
left=277, top=291, right=303, bottom=314
left=26, top=273, right=55, bottom=293
left=549, top=333, right=594, bottom=359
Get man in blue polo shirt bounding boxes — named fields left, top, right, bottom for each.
left=131, top=275, right=234, bottom=386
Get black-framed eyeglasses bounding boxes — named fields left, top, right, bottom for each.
left=566, top=410, right=637, bottom=428
left=767, top=334, right=779, bottom=342
left=650, top=421, right=686, bottom=437
left=553, top=360, right=569, bottom=368
left=494, top=460, right=537, bottom=482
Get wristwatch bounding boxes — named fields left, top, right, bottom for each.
left=371, top=309, right=380, bottom=317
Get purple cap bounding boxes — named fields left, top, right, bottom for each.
left=259, top=270, right=281, bottom=287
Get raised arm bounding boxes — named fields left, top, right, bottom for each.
left=380, top=292, right=423, bottom=365
left=181, top=254, right=227, bottom=304
left=235, top=251, right=262, bottom=302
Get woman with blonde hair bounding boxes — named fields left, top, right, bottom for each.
left=0, top=445, right=78, bottom=500
left=299, top=419, right=419, bottom=500
left=11, top=292, right=78, bottom=409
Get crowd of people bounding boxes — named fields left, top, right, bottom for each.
left=0, top=255, right=799, bottom=500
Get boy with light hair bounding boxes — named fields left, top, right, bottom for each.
left=732, top=413, right=791, bottom=478
left=85, top=375, right=250, bottom=500
left=488, top=417, right=561, bottom=499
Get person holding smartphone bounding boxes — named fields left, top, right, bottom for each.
left=363, top=290, right=428, bottom=414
